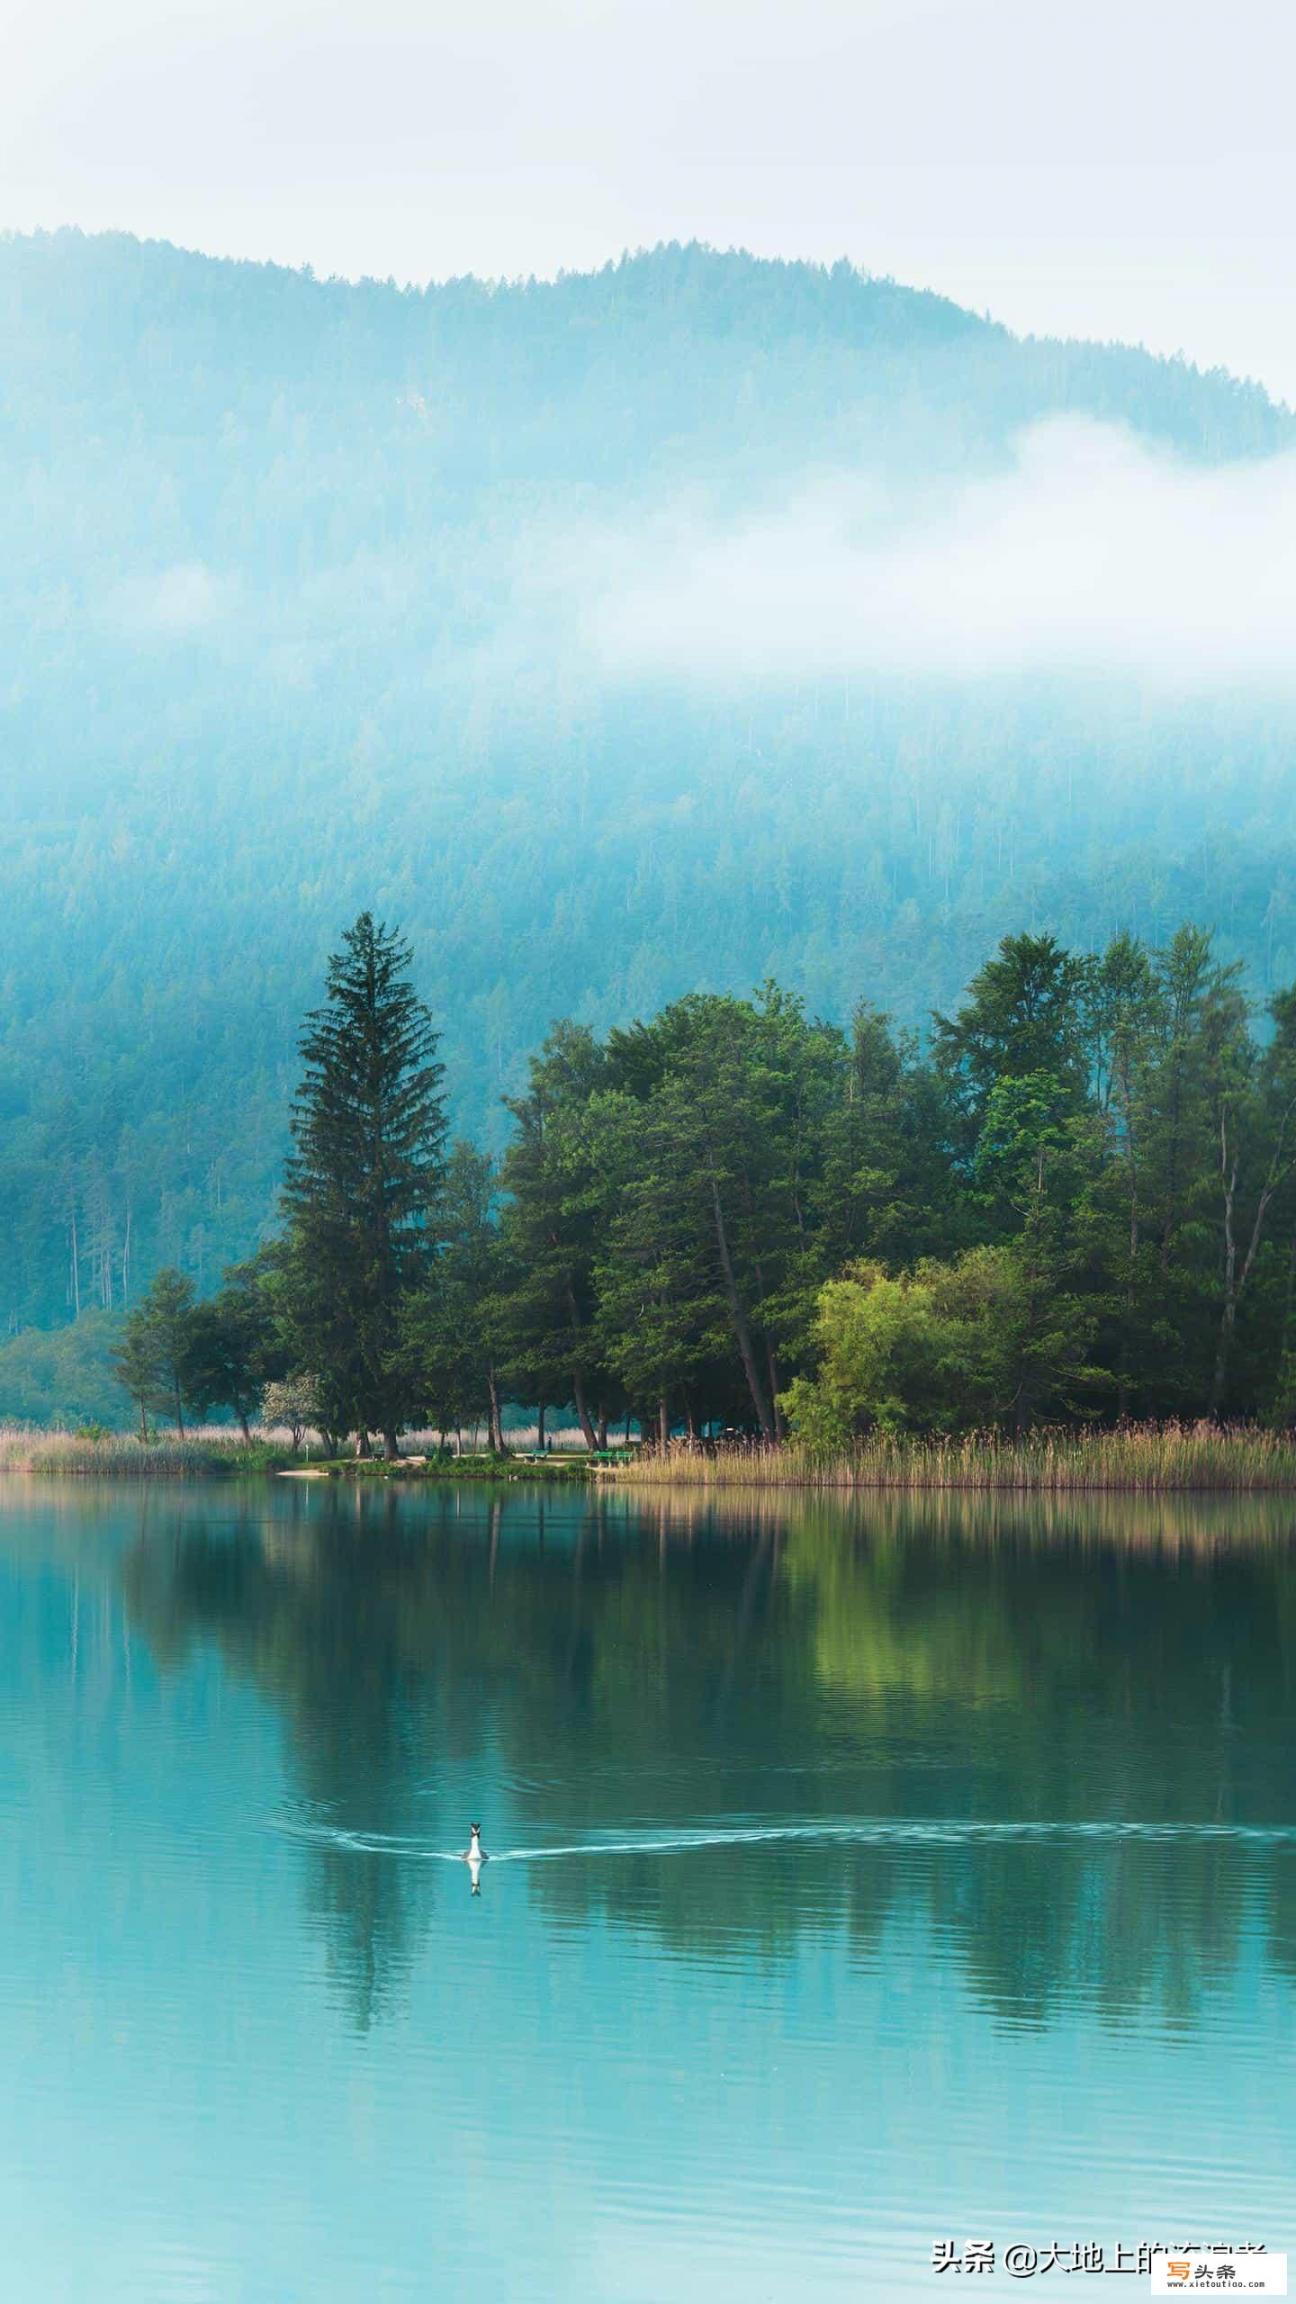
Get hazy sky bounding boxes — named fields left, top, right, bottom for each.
left=3, top=0, right=1294, bottom=400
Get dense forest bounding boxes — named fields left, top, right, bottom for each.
left=111, top=912, right=1296, bottom=1445
left=3, top=230, right=1296, bottom=1382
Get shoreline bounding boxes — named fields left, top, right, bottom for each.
left=4, top=1423, right=1296, bottom=1492
left=0, top=1436, right=600, bottom=1483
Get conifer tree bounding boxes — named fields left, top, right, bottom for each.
left=282, top=914, right=446, bottom=1458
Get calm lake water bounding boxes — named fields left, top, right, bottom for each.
left=0, top=1477, right=1293, bottom=2300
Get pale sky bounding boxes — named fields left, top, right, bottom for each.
left=3, top=0, right=1294, bottom=401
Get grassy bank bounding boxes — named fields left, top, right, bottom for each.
left=611, top=1425, right=1296, bottom=1493
left=302, top=1451, right=593, bottom=1484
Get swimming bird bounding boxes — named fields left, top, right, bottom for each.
left=462, top=1822, right=488, bottom=1894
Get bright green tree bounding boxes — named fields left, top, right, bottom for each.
left=782, top=1244, right=1098, bottom=1445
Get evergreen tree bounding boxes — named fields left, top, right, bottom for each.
left=282, top=915, right=446, bottom=1458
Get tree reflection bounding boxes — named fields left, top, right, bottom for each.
left=119, top=1480, right=1296, bottom=2030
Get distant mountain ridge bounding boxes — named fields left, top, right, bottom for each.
left=0, top=228, right=1293, bottom=1349
left=1, top=229, right=1288, bottom=465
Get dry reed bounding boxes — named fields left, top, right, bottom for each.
left=0, top=1425, right=276, bottom=1477
left=612, top=1424, right=1296, bottom=1493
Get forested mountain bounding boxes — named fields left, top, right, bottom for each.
left=2, top=228, right=1295, bottom=1358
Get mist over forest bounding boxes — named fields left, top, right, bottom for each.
left=3, top=226, right=1296, bottom=1392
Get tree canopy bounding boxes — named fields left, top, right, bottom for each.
left=95, top=913, right=1296, bottom=1446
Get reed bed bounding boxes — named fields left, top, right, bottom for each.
left=0, top=1425, right=280, bottom=1477
left=613, top=1424, right=1296, bottom=1493
left=0, top=1426, right=581, bottom=1481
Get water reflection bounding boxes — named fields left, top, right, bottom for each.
left=102, top=1480, right=1296, bottom=2032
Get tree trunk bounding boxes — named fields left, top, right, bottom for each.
left=355, top=1427, right=371, bottom=1459
left=767, top=1344, right=785, bottom=1441
left=1159, top=1047, right=1186, bottom=1276
left=1210, top=1137, right=1282, bottom=1420
left=487, top=1366, right=504, bottom=1453
left=1118, top=1077, right=1140, bottom=1421
left=709, top=1173, right=775, bottom=1439
left=657, top=1397, right=670, bottom=1450
left=174, top=1379, right=186, bottom=1439
left=537, top=1402, right=546, bottom=1453
left=1280, top=1228, right=1296, bottom=1420
left=564, top=1279, right=599, bottom=1449
left=1210, top=1306, right=1236, bottom=1423
left=1209, top=1125, right=1239, bottom=1422
left=571, top=1367, right=598, bottom=1452
left=382, top=1428, right=401, bottom=1461
left=1208, top=1087, right=1282, bottom=1410
left=596, top=1407, right=608, bottom=1451
left=237, top=1410, right=252, bottom=1444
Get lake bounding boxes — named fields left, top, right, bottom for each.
left=0, top=1476, right=1292, bottom=2299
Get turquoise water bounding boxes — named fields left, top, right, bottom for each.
left=0, top=1477, right=1293, bottom=2300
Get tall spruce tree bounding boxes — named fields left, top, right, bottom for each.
left=282, top=914, right=446, bottom=1458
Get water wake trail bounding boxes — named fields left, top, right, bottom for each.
left=270, top=1817, right=1296, bottom=1863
